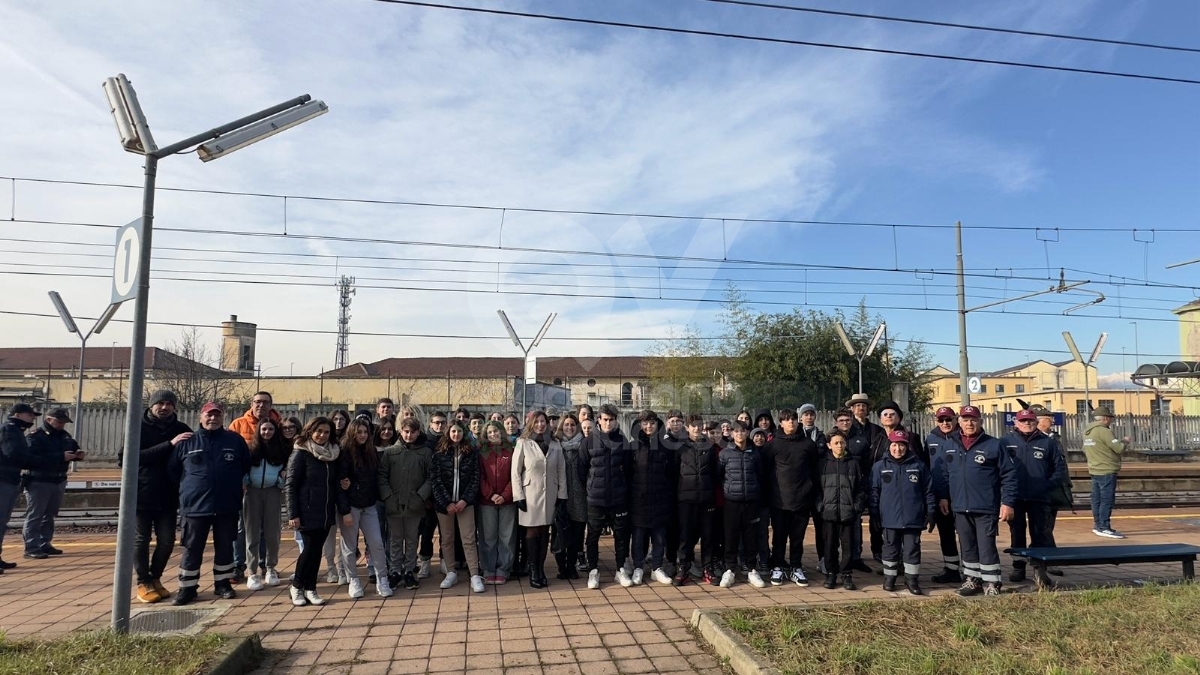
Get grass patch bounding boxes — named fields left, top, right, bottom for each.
left=0, top=630, right=229, bottom=675
left=723, top=583, right=1200, bottom=675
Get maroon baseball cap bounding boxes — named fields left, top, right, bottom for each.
left=959, top=405, right=981, bottom=419
left=887, top=430, right=910, bottom=444
left=1015, top=410, right=1037, bottom=422
left=200, top=401, right=224, bottom=415
left=935, top=407, right=956, bottom=420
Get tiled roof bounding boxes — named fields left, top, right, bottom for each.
left=0, top=347, right=212, bottom=373
left=323, top=356, right=701, bottom=379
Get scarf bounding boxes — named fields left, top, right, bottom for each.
left=535, top=432, right=550, bottom=452
left=296, top=439, right=339, bottom=462
left=559, top=432, right=583, bottom=453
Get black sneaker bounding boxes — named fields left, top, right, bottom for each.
left=23, top=550, right=48, bottom=560
left=1009, top=567, right=1026, bottom=583
left=404, top=572, right=419, bottom=590
left=956, top=577, right=982, bottom=597
left=931, top=568, right=961, bottom=584
left=823, top=574, right=837, bottom=589
left=0, top=560, right=15, bottom=570
left=41, top=546, right=63, bottom=556
left=388, top=572, right=403, bottom=588
left=214, top=582, right=237, bottom=600
left=173, top=587, right=198, bottom=606
left=841, top=574, right=857, bottom=591
left=849, top=559, right=872, bottom=574
left=672, top=570, right=689, bottom=587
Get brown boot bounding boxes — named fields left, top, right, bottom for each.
left=152, top=579, right=172, bottom=599
left=137, top=582, right=162, bottom=604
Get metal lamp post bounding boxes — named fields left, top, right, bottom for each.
left=102, top=73, right=328, bottom=632
left=497, top=310, right=556, bottom=417
left=833, top=322, right=885, bottom=395
left=1063, top=331, right=1107, bottom=416
left=47, top=292, right=120, bottom=456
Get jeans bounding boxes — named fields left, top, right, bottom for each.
left=0, top=481, right=21, bottom=559
left=135, top=510, right=177, bottom=583
left=631, top=526, right=666, bottom=571
left=338, top=506, right=388, bottom=584
left=243, top=486, right=282, bottom=572
left=22, top=480, right=66, bottom=553
left=1090, top=473, right=1117, bottom=531
left=478, top=503, right=516, bottom=578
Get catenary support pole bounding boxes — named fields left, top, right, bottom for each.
left=111, top=153, right=156, bottom=632
left=956, top=220, right=970, bottom=408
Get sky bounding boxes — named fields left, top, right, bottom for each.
left=0, top=0, right=1197, bottom=382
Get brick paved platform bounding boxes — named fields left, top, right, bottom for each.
left=0, top=508, right=1197, bottom=674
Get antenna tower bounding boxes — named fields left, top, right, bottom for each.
left=335, top=275, right=355, bottom=369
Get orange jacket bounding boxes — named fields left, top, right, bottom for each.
left=228, top=408, right=282, bottom=445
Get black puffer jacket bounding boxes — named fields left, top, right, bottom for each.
left=26, top=422, right=80, bottom=483
left=431, top=447, right=481, bottom=514
left=336, top=450, right=381, bottom=514
left=120, top=409, right=192, bottom=513
left=816, top=453, right=867, bottom=522
left=629, top=430, right=678, bottom=528
left=0, top=417, right=36, bottom=485
left=763, top=432, right=820, bottom=511
left=580, top=429, right=633, bottom=509
left=284, top=444, right=339, bottom=531
left=677, top=437, right=716, bottom=504
left=718, top=444, right=763, bottom=503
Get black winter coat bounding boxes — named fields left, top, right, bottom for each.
left=168, top=427, right=251, bottom=518
left=285, top=444, right=339, bottom=531
left=0, top=417, right=37, bottom=485
left=629, top=431, right=677, bottom=528
left=26, top=422, right=79, bottom=483
left=816, top=454, right=867, bottom=522
left=431, top=447, right=481, bottom=514
left=762, top=432, right=820, bottom=511
left=718, top=444, right=763, bottom=503
left=676, top=437, right=716, bottom=504
left=580, top=429, right=633, bottom=509
left=121, top=410, right=192, bottom=513
left=335, top=451, right=381, bottom=514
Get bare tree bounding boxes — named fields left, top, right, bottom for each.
left=147, top=327, right=250, bottom=408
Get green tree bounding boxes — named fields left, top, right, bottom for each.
left=646, top=323, right=729, bottom=412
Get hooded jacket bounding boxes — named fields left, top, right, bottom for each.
left=580, top=428, right=633, bottom=509
left=26, top=421, right=79, bottom=483
left=762, top=430, right=820, bottom=511
left=941, top=431, right=1018, bottom=515
left=629, top=428, right=678, bottom=528
left=377, top=440, right=433, bottom=517
left=753, top=409, right=776, bottom=438
left=717, top=443, right=763, bottom=503
left=169, top=425, right=251, bottom=518
left=816, top=453, right=866, bottom=522
left=1003, top=429, right=1068, bottom=503
left=285, top=441, right=340, bottom=531
left=228, top=408, right=282, bottom=446
left=870, top=450, right=936, bottom=530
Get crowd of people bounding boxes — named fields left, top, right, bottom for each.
left=0, top=387, right=1121, bottom=607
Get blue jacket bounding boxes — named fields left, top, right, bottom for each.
left=941, top=432, right=1018, bottom=515
left=925, top=427, right=963, bottom=501
left=1002, top=430, right=1068, bottom=503
left=169, top=426, right=251, bottom=517
left=718, top=443, right=763, bottom=503
left=871, top=452, right=936, bottom=530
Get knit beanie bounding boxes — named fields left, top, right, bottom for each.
left=798, top=403, right=816, bottom=416
left=148, top=389, right=177, bottom=406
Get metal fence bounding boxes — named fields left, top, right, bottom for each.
left=67, top=404, right=1200, bottom=461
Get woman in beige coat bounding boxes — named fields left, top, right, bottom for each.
left=512, top=411, right=567, bottom=589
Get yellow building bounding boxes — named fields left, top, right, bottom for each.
left=1174, top=299, right=1200, bottom=415
left=926, top=360, right=1183, bottom=416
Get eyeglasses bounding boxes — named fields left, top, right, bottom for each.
left=936, top=418, right=955, bottom=424
left=430, top=420, right=446, bottom=426
left=252, top=399, right=270, bottom=405
left=281, top=425, right=297, bottom=431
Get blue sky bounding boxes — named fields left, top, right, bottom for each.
left=0, top=0, right=1197, bottom=382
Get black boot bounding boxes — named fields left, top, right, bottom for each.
left=882, top=575, right=896, bottom=592
left=527, top=536, right=544, bottom=588
left=214, top=580, right=237, bottom=599
left=173, top=586, right=198, bottom=606
left=841, top=573, right=857, bottom=591
left=555, top=551, right=571, bottom=580
left=823, top=573, right=837, bottom=589
left=906, top=576, right=923, bottom=596
left=536, top=533, right=550, bottom=589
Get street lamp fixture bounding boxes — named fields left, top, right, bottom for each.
left=497, top=310, right=557, bottom=415
left=47, top=292, right=121, bottom=456
left=1063, top=331, right=1107, bottom=415
left=834, top=321, right=885, bottom=395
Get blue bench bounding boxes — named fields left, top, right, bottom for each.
left=1007, top=543, right=1200, bottom=582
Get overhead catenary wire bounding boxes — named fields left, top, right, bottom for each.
left=368, top=0, right=1200, bottom=85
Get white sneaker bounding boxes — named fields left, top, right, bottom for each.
left=652, top=568, right=672, bottom=585
left=289, top=586, right=306, bottom=607
left=615, top=569, right=633, bottom=587
left=348, top=578, right=365, bottom=599
left=1100, top=529, right=1125, bottom=539
left=588, top=569, right=600, bottom=590
left=377, top=576, right=394, bottom=598
left=246, top=574, right=264, bottom=591
left=623, top=560, right=634, bottom=576
left=265, top=568, right=281, bottom=587
left=631, top=568, right=644, bottom=585
left=417, top=557, right=431, bottom=579
left=769, top=567, right=785, bottom=586
left=719, top=569, right=736, bottom=588
left=471, top=575, right=485, bottom=593
left=325, top=568, right=339, bottom=584
left=790, top=568, right=809, bottom=587
left=304, top=589, right=326, bottom=606
left=440, top=571, right=458, bottom=589
left=748, top=570, right=767, bottom=588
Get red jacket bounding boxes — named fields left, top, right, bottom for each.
left=479, top=447, right=514, bottom=505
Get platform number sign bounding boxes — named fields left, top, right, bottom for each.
left=111, top=218, right=144, bottom=305
left=968, top=377, right=982, bottom=394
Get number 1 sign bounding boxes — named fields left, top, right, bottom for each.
left=111, top=218, right=144, bottom=305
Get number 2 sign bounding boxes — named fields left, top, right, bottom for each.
left=111, top=218, right=144, bottom=305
